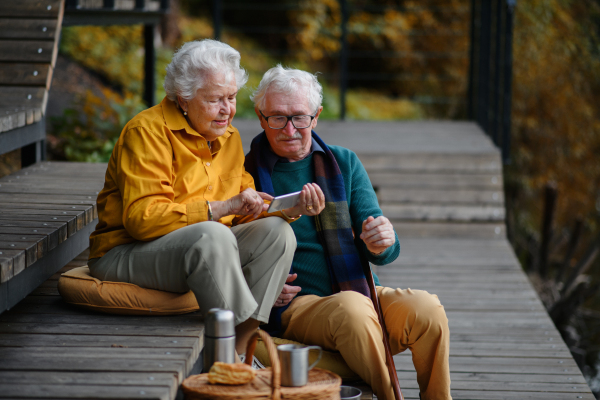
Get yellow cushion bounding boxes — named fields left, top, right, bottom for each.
left=57, top=266, right=200, bottom=315
left=254, top=336, right=360, bottom=381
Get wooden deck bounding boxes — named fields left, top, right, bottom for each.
left=0, top=120, right=595, bottom=399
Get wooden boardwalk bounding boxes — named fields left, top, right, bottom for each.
left=0, top=120, right=595, bottom=399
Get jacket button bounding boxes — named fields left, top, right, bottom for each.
left=206, top=162, right=211, bottom=166
left=208, top=186, right=213, bottom=190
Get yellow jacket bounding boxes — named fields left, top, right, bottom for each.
left=90, top=97, right=266, bottom=259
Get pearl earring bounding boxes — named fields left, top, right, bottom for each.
left=183, top=111, right=188, bottom=116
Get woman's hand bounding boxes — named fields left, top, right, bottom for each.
left=284, top=183, right=325, bottom=218
left=274, top=273, right=301, bottom=308
left=360, top=216, right=395, bottom=255
left=211, top=189, right=272, bottom=220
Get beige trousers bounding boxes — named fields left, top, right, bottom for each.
left=89, top=217, right=296, bottom=325
left=280, top=287, right=451, bottom=400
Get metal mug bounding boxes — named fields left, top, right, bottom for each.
left=277, top=344, right=323, bottom=387
left=340, top=385, right=362, bottom=400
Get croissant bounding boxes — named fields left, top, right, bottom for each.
left=208, top=362, right=257, bottom=385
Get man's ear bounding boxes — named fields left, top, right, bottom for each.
left=255, top=107, right=268, bottom=130
left=312, top=106, right=324, bottom=130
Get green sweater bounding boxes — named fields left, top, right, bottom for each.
left=271, top=145, right=400, bottom=297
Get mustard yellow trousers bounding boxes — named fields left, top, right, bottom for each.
left=280, top=287, right=451, bottom=400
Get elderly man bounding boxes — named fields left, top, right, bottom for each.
left=245, top=66, right=451, bottom=400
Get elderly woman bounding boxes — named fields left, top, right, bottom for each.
left=88, top=40, right=320, bottom=353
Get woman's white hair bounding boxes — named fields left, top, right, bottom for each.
left=164, top=39, right=248, bottom=101
left=251, top=65, right=323, bottom=112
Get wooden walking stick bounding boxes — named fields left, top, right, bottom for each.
left=356, top=237, right=404, bottom=400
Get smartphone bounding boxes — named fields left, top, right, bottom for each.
left=267, top=191, right=301, bottom=213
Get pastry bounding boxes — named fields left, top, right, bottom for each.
left=208, top=362, right=257, bottom=385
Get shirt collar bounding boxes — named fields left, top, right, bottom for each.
left=265, top=135, right=325, bottom=171
left=161, top=97, right=233, bottom=150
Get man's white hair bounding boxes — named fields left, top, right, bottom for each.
left=164, top=39, right=248, bottom=101
left=251, top=65, right=323, bottom=112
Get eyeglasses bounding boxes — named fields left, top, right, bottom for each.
left=259, top=110, right=317, bottom=129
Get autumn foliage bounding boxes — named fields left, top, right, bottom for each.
left=507, top=0, right=600, bottom=250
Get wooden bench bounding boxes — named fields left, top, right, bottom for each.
left=0, top=0, right=63, bottom=165
left=0, top=161, right=106, bottom=313
left=0, top=0, right=168, bottom=313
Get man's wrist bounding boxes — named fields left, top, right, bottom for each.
left=369, top=248, right=385, bottom=256
left=281, top=208, right=300, bottom=221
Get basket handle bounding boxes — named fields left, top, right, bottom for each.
left=245, top=330, right=281, bottom=400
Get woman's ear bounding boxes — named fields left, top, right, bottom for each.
left=177, top=96, right=188, bottom=112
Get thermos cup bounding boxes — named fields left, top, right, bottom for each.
left=203, top=308, right=236, bottom=372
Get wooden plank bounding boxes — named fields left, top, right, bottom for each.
left=0, top=108, right=26, bottom=132
left=0, top=370, right=178, bottom=387
left=369, top=171, right=503, bottom=189
left=0, top=240, right=37, bottom=268
left=0, top=249, right=25, bottom=276
left=0, top=214, right=77, bottom=237
left=0, top=40, right=55, bottom=63
left=0, top=355, right=187, bottom=374
left=0, top=346, right=194, bottom=362
left=394, top=221, right=506, bottom=239
left=382, top=203, right=505, bottom=221
left=378, top=187, right=504, bottom=205
left=0, top=220, right=66, bottom=246
left=446, top=371, right=587, bottom=384
left=0, top=333, right=200, bottom=349
left=0, top=256, right=12, bottom=284
left=0, top=313, right=204, bottom=329
left=357, top=153, right=503, bottom=172
left=0, top=209, right=86, bottom=230
left=0, top=86, right=46, bottom=110
left=0, top=383, right=172, bottom=400
left=0, top=227, right=58, bottom=251
left=0, top=19, right=58, bottom=39
left=397, top=388, right=595, bottom=400
left=0, top=203, right=94, bottom=226
left=0, top=1, right=63, bottom=18
left=0, top=63, right=52, bottom=87
left=0, top=322, right=204, bottom=337
left=0, top=184, right=101, bottom=196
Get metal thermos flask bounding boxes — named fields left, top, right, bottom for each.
left=203, top=308, right=236, bottom=372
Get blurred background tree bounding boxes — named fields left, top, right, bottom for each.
left=505, top=0, right=600, bottom=392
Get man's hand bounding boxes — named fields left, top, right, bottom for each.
left=360, top=216, right=395, bottom=255
left=284, top=183, right=325, bottom=218
left=274, top=273, right=301, bottom=307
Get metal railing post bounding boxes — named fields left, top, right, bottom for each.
left=467, top=0, right=477, bottom=120
left=490, top=0, right=503, bottom=145
left=477, top=0, right=492, bottom=134
left=339, top=0, right=348, bottom=120
left=502, top=0, right=516, bottom=164
left=213, top=0, right=222, bottom=41
left=144, top=24, right=156, bottom=107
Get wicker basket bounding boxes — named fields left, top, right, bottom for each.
left=181, top=330, right=342, bottom=400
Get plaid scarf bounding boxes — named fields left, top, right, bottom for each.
left=245, top=131, right=371, bottom=298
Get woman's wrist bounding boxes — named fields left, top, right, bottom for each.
left=208, top=200, right=230, bottom=221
